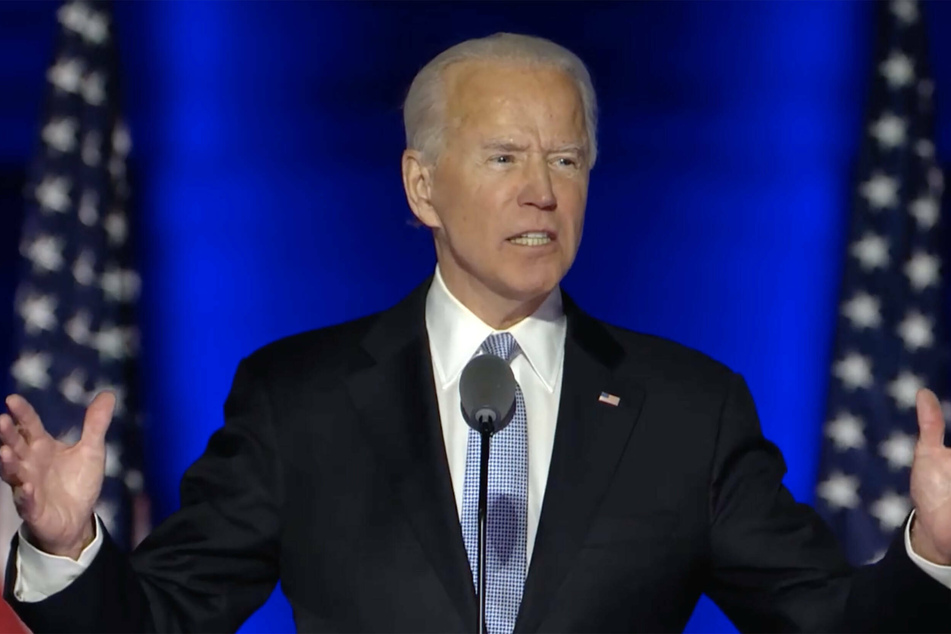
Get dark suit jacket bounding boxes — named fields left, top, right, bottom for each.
left=6, top=278, right=950, bottom=632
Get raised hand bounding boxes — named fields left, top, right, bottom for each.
left=0, top=392, right=115, bottom=560
left=909, top=388, right=951, bottom=565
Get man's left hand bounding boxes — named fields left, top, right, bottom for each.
left=910, top=388, right=951, bottom=565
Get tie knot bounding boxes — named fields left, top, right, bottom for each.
left=481, top=332, right=518, bottom=362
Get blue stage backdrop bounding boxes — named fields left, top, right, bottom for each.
left=3, top=1, right=951, bottom=632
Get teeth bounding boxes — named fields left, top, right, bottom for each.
left=509, top=232, right=551, bottom=246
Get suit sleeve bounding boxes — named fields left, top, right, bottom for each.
left=4, top=358, right=284, bottom=633
left=704, top=372, right=951, bottom=632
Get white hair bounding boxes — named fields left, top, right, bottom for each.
left=403, top=32, right=598, bottom=167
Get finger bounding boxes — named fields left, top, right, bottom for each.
left=0, top=414, right=29, bottom=458
left=12, top=481, right=37, bottom=520
left=80, top=391, right=116, bottom=447
left=916, top=388, right=945, bottom=448
left=0, top=444, right=23, bottom=487
left=5, top=394, right=46, bottom=442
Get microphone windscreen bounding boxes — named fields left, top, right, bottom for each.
left=459, top=354, right=518, bottom=434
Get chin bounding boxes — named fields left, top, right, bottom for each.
left=497, top=267, right=563, bottom=301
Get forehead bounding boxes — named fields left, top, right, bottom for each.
left=441, top=61, right=586, bottom=141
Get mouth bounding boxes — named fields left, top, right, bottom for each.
left=507, top=231, right=556, bottom=247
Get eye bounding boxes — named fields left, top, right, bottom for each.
left=554, top=157, right=578, bottom=167
left=491, top=154, right=515, bottom=164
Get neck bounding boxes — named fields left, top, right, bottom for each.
left=438, top=264, right=551, bottom=330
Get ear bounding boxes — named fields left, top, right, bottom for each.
left=402, top=149, right=442, bottom=229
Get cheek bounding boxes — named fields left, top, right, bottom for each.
left=556, top=184, right=587, bottom=232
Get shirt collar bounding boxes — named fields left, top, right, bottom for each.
left=425, top=265, right=566, bottom=392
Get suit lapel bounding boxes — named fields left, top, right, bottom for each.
left=515, top=296, right=646, bottom=633
left=345, top=279, right=477, bottom=630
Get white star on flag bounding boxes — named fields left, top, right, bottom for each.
left=825, top=412, right=866, bottom=451
left=17, top=292, right=58, bottom=335
left=904, top=251, right=940, bottom=291
left=104, top=442, right=123, bottom=477
left=888, top=370, right=924, bottom=410
left=915, top=139, right=935, bottom=158
left=879, top=431, right=916, bottom=470
left=113, top=122, right=132, bottom=158
left=125, top=469, right=144, bottom=494
left=859, top=172, right=900, bottom=209
left=890, top=0, right=919, bottom=24
left=897, top=310, right=933, bottom=351
left=866, top=549, right=887, bottom=565
left=841, top=292, right=881, bottom=329
left=94, top=323, right=128, bottom=360
left=35, top=176, right=72, bottom=214
left=817, top=472, right=861, bottom=509
left=57, top=426, right=81, bottom=447
left=42, top=118, right=79, bottom=153
left=909, top=196, right=939, bottom=229
left=928, top=166, right=944, bottom=194
left=880, top=51, right=915, bottom=88
left=101, top=266, right=141, bottom=303
left=834, top=352, right=874, bottom=390
left=73, top=250, right=97, bottom=286
left=870, top=492, right=912, bottom=531
left=47, top=57, right=84, bottom=93
left=11, top=351, right=53, bottom=390
left=57, top=1, right=88, bottom=31
left=58, top=2, right=110, bottom=46
left=81, top=71, right=106, bottom=106
left=104, top=212, right=128, bottom=246
left=23, top=234, right=66, bottom=273
left=95, top=500, right=118, bottom=535
left=64, top=310, right=92, bottom=345
left=59, top=369, right=89, bottom=405
left=851, top=233, right=890, bottom=270
left=869, top=113, right=907, bottom=150
left=79, top=9, right=109, bottom=46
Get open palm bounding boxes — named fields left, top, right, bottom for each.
left=0, top=392, right=114, bottom=559
left=909, top=389, right=951, bottom=564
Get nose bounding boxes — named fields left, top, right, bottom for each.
left=516, top=156, right=556, bottom=211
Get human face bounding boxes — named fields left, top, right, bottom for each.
left=403, top=61, right=590, bottom=324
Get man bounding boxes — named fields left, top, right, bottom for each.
left=2, top=32, right=951, bottom=633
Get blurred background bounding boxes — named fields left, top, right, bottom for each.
left=1, top=1, right=950, bottom=632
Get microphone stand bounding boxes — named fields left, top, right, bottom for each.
left=478, top=421, right=492, bottom=634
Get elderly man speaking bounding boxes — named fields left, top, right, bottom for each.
left=2, top=33, right=951, bottom=633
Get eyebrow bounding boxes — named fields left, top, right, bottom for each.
left=481, top=140, right=587, bottom=155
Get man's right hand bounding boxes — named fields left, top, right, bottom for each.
left=0, top=392, right=115, bottom=560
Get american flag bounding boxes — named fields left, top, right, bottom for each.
left=1, top=0, right=148, bottom=579
left=815, top=0, right=947, bottom=565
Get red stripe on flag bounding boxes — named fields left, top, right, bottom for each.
left=0, top=595, right=30, bottom=634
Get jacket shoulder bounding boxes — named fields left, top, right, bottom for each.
left=239, top=310, right=381, bottom=382
left=599, top=319, right=737, bottom=394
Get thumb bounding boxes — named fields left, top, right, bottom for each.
left=916, top=388, right=945, bottom=449
left=80, top=391, right=116, bottom=447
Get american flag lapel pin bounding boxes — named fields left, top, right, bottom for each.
left=598, top=391, right=621, bottom=407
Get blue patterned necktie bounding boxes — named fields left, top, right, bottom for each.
left=461, top=332, right=528, bottom=634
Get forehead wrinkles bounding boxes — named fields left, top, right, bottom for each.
left=442, top=62, right=585, bottom=145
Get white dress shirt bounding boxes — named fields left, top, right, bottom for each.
left=425, top=266, right=566, bottom=564
left=13, top=266, right=951, bottom=601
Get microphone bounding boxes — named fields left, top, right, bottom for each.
left=460, top=354, right=518, bottom=434
left=459, top=353, right=519, bottom=634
